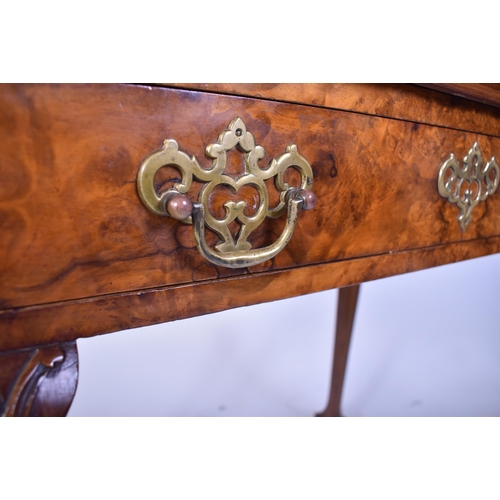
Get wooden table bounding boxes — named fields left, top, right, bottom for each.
left=1, top=83, right=500, bottom=416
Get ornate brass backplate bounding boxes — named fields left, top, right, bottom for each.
left=137, top=117, right=316, bottom=268
left=438, top=142, right=499, bottom=231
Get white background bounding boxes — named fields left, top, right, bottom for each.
left=68, top=253, right=500, bottom=417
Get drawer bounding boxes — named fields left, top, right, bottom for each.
left=1, top=83, right=500, bottom=310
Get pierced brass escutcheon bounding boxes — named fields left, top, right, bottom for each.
left=438, top=142, right=499, bottom=231
left=137, top=117, right=316, bottom=268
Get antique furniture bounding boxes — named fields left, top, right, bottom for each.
left=1, top=83, right=500, bottom=417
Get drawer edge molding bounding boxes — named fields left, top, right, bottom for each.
left=2, top=236, right=500, bottom=352
left=160, top=84, right=500, bottom=138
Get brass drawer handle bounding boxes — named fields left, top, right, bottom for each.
left=438, top=142, right=499, bottom=231
left=137, top=117, right=316, bottom=268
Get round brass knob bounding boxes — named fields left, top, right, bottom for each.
left=166, top=194, right=193, bottom=220
left=297, top=189, right=317, bottom=211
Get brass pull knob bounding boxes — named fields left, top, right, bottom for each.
left=137, top=117, right=316, bottom=268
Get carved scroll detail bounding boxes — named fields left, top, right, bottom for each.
left=0, top=342, right=78, bottom=417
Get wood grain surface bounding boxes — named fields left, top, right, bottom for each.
left=418, top=84, right=500, bottom=109
left=1, top=236, right=499, bottom=352
left=2, top=84, right=500, bottom=312
left=167, top=84, right=500, bottom=136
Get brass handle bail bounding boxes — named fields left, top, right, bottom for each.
left=137, top=117, right=316, bottom=268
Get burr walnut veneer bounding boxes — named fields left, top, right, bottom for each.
left=1, top=83, right=499, bottom=416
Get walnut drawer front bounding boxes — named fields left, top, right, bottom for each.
left=1, top=83, right=500, bottom=311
